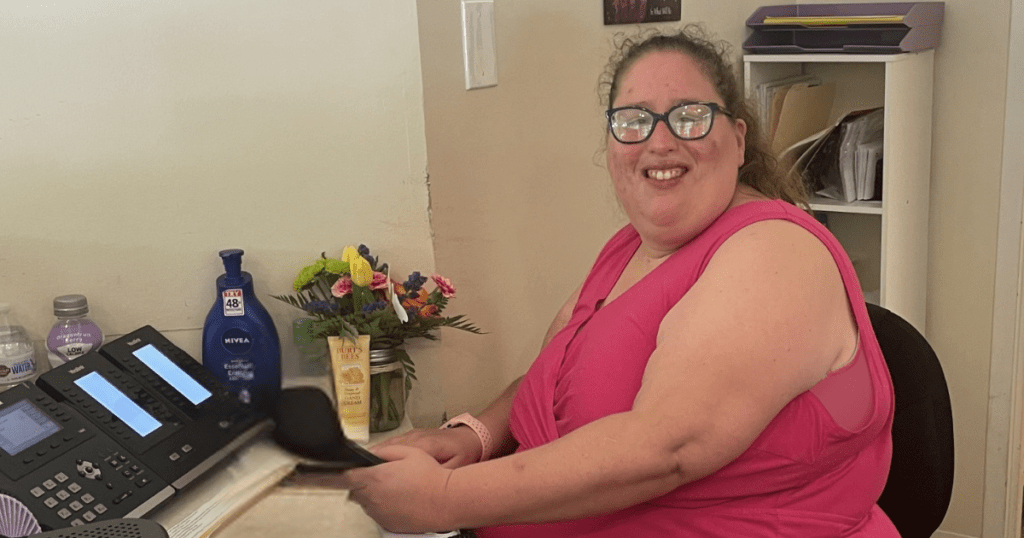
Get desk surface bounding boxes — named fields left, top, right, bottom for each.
left=212, top=489, right=379, bottom=538
left=149, top=416, right=413, bottom=538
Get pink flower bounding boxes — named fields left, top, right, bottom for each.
left=370, top=271, right=389, bottom=290
left=331, top=276, right=352, bottom=297
left=431, top=274, right=456, bottom=298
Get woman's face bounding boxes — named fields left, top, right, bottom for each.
left=606, top=50, right=747, bottom=254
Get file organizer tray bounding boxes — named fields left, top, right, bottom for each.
left=743, top=2, right=944, bottom=54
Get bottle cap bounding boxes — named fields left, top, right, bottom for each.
left=219, top=249, right=245, bottom=286
left=54, top=294, right=89, bottom=317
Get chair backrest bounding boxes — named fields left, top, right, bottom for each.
left=868, top=303, right=954, bottom=538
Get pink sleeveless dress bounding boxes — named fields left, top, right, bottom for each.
left=477, top=200, right=898, bottom=537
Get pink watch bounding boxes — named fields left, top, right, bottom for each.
left=441, top=413, right=494, bottom=462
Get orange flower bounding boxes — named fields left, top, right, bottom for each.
left=419, top=304, right=440, bottom=317
left=401, top=288, right=428, bottom=310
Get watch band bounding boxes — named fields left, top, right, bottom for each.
left=440, top=413, right=494, bottom=462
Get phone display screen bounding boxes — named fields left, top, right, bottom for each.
left=75, top=372, right=161, bottom=437
left=132, top=344, right=212, bottom=406
left=0, top=399, right=61, bottom=456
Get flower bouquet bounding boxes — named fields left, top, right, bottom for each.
left=274, top=245, right=482, bottom=431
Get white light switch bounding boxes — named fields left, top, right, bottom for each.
left=461, top=0, right=497, bottom=90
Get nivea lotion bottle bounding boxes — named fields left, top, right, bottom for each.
left=202, top=249, right=281, bottom=417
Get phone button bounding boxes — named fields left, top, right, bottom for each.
left=94, top=504, right=107, bottom=514
left=57, top=508, right=72, bottom=520
left=42, top=479, right=57, bottom=490
left=30, top=487, right=45, bottom=497
left=43, top=498, right=58, bottom=508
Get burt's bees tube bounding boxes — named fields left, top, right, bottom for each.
left=328, top=334, right=371, bottom=443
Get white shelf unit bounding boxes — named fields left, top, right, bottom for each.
left=744, top=52, right=934, bottom=331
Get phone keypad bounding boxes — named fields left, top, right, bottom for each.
left=32, top=459, right=147, bottom=527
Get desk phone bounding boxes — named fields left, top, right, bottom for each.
left=0, top=383, right=174, bottom=531
left=36, top=326, right=269, bottom=490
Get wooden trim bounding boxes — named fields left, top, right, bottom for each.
left=983, top=0, right=1024, bottom=535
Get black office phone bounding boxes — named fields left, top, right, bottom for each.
left=36, top=326, right=269, bottom=490
left=0, top=383, right=174, bottom=530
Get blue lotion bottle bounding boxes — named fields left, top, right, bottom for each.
left=202, top=249, right=281, bottom=417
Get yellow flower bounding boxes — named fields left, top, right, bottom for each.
left=350, top=256, right=373, bottom=287
left=341, top=245, right=361, bottom=264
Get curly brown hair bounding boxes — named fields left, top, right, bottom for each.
left=598, top=24, right=809, bottom=210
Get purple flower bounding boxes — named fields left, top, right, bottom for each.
left=304, top=301, right=340, bottom=315
left=362, top=301, right=387, bottom=313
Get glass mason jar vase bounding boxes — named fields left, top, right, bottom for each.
left=369, top=348, right=406, bottom=432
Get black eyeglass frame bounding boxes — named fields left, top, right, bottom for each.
left=605, top=101, right=734, bottom=144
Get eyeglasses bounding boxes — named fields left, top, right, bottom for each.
left=605, top=101, right=734, bottom=144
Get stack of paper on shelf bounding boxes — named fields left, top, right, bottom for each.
left=795, top=107, right=884, bottom=203
left=768, top=82, right=836, bottom=159
left=753, top=76, right=836, bottom=169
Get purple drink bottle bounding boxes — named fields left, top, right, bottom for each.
left=46, top=294, right=104, bottom=369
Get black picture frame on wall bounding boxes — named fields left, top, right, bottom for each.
left=604, top=0, right=681, bottom=25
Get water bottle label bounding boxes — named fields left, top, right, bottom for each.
left=222, top=289, right=245, bottom=317
left=0, top=349, right=36, bottom=384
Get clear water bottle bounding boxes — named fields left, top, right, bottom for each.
left=46, top=294, right=104, bottom=369
left=0, top=303, right=37, bottom=389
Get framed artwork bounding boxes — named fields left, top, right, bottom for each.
left=604, top=0, right=681, bottom=25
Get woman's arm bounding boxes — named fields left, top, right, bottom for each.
left=343, top=220, right=857, bottom=532
left=377, top=284, right=585, bottom=465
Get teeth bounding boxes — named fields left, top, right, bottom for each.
left=647, top=168, right=684, bottom=180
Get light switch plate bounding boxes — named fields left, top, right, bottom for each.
left=461, top=0, right=497, bottom=90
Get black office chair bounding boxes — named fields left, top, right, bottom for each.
left=868, top=303, right=954, bottom=538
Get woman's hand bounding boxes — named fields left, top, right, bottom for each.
left=375, top=426, right=483, bottom=468
left=341, top=445, right=455, bottom=533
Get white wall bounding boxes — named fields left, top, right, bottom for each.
left=418, top=1, right=1011, bottom=537
left=0, top=0, right=444, bottom=425
left=1, top=0, right=1015, bottom=535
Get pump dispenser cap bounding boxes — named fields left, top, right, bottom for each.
left=219, top=249, right=246, bottom=286
left=54, top=294, right=90, bottom=317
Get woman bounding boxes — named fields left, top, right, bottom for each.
left=339, top=25, right=898, bottom=536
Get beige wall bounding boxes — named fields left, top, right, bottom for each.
left=419, top=1, right=1010, bottom=537
left=0, top=1, right=445, bottom=425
